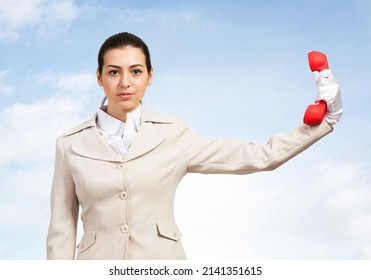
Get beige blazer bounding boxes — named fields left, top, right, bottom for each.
left=46, top=108, right=332, bottom=260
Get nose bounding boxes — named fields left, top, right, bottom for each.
left=119, top=73, right=130, bottom=88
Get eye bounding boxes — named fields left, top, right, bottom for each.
left=131, top=69, right=142, bottom=76
left=109, top=70, right=120, bottom=76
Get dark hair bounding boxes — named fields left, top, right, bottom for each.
left=97, top=32, right=152, bottom=75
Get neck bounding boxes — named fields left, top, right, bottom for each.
left=106, top=104, right=140, bottom=122
left=106, top=107, right=128, bottom=122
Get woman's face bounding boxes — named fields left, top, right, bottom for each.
left=97, top=46, right=153, bottom=121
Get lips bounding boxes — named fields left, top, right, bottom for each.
left=117, top=92, right=133, bottom=100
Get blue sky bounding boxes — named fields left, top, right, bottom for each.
left=0, top=0, right=370, bottom=259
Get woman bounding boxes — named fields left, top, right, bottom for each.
left=46, top=32, right=342, bottom=260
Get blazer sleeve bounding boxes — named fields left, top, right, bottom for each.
left=177, top=119, right=333, bottom=174
left=46, top=136, right=79, bottom=260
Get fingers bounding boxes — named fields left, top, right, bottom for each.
left=313, top=69, right=343, bottom=125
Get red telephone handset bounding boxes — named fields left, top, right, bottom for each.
left=303, top=51, right=328, bottom=126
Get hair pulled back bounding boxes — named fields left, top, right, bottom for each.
left=97, top=32, right=152, bottom=75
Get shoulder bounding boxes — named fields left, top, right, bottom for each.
left=141, top=108, right=190, bottom=138
left=141, top=107, right=185, bottom=125
left=58, top=114, right=97, bottom=140
left=54, top=114, right=97, bottom=152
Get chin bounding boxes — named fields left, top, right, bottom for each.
left=120, top=102, right=139, bottom=111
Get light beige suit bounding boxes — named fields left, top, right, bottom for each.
left=46, top=107, right=332, bottom=260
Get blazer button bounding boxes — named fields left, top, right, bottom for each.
left=120, top=224, right=129, bottom=233
left=119, top=191, right=128, bottom=200
left=116, top=164, right=124, bottom=170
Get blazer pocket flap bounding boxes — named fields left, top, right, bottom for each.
left=77, top=231, right=96, bottom=253
left=156, top=221, right=182, bottom=241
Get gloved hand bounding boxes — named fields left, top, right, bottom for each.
left=313, top=69, right=343, bottom=125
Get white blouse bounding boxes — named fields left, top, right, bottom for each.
left=96, top=105, right=142, bottom=157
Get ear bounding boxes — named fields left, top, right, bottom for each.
left=147, top=68, right=154, bottom=86
left=96, top=68, right=103, bottom=87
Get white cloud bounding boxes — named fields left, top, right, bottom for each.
left=307, top=161, right=371, bottom=239
left=175, top=155, right=371, bottom=259
left=353, top=245, right=371, bottom=259
left=0, top=71, right=96, bottom=165
left=0, top=95, right=84, bottom=165
left=0, top=0, right=81, bottom=41
left=0, top=70, right=97, bottom=259
left=0, top=161, right=54, bottom=259
left=37, top=70, right=96, bottom=95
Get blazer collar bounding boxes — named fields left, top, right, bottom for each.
left=69, top=108, right=175, bottom=163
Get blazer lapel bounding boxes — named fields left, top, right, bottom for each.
left=69, top=108, right=175, bottom=163
left=123, top=108, right=174, bottom=162
left=70, top=115, right=124, bottom=162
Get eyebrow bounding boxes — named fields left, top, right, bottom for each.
left=106, top=64, right=144, bottom=69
